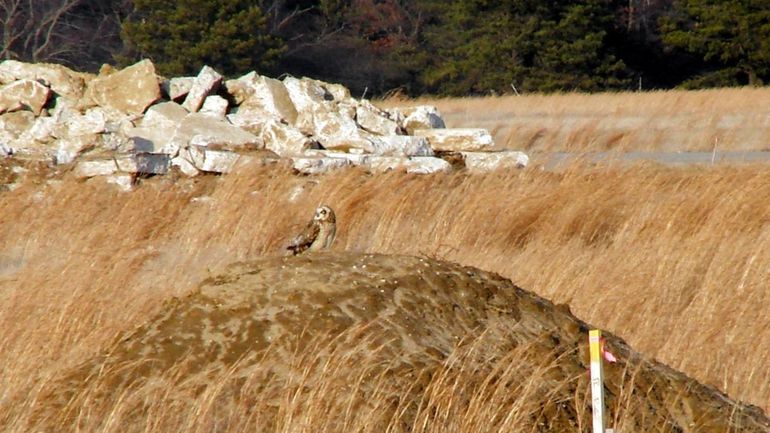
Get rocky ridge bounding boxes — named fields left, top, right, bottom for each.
left=0, top=60, right=528, bottom=190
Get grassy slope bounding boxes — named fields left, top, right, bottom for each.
left=1, top=162, right=768, bottom=418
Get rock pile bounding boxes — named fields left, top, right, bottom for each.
left=0, top=59, right=528, bottom=188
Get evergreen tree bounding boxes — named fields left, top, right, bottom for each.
left=661, top=0, right=770, bottom=86
left=121, top=0, right=285, bottom=76
left=414, top=0, right=631, bottom=95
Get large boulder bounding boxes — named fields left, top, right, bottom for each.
left=389, top=105, right=446, bottom=134
left=355, top=100, right=402, bottom=136
left=84, top=60, right=160, bottom=115
left=261, top=119, right=317, bottom=157
left=283, top=76, right=350, bottom=113
left=225, top=72, right=297, bottom=124
left=182, top=66, right=222, bottom=112
left=0, top=60, right=88, bottom=101
left=413, top=128, right=495, bottom=152
left=0, top=79, right=51, bottom=115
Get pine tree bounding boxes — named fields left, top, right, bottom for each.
left=661, top=0, right=770, bottom=86
left=121, top=0, right=285, bottom=77
left=413, top=0, right=631, bottom=95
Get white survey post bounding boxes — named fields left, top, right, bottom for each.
left=589, top=329, right=605, bottom=433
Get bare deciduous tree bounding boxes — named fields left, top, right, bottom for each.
left=0, top=0, right=125, bottom=70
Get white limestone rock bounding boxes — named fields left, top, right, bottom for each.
left=178, top=113, right=262, bottom=150
left=367, top=156, right=451, bottom=174
left=369, top=135, right=434, bottom=157
left=461, top=151, right=529, bottom=172
left=355, top=100, right=401, bottom=136
left=55, top=134, right=98, bottom=164
left=261, top=119, right=316, bottom=157
left=200, top=95, right=229, bottom=118
left=0, top=60, right=88, bottom=101
left=182, top=145, right=242, bottom=173
left=83, top=59, right=160, bottom=115
left=73, top=154, right=170, bottom=177
left=164, top=76, right=195, bottom=101
left=413, top=128, right=495, bottom=152
left=225, top=72, right=297, bottom=123
left=182, top=66, right=222, bottom=112
left=0, top=79, right=51, bottom=115
left=291, top=156, right=351, bottom=174
left=389, top=105, right=446, bottom=134
left=283, top=76, right=349, bottom=114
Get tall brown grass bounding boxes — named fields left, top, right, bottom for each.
left=381, top=87, right=770, bottom=153
left=1, top=160, right=769, bottom=429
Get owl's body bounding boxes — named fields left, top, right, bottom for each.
left=286, top=205, right=337, bottom=255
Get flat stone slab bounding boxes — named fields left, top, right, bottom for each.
left=413, top=128, right=495, bottom=152
left=461, top=150, right=529, bottom=172
left=366, top=156, right=451, bottom=174
left=74, top=154, right=170, bottom=177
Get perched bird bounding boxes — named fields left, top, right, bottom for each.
left=286, top=205, right=337, bottom=255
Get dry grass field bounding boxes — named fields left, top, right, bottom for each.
left=383, top=87, right=770, bottom=154
left=2, top=88, right=769, bottom=431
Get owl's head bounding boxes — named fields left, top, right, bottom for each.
left=313, top=205, right=336, bottom=223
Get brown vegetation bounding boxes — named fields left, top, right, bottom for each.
left=1, top=156, right=769, bottom=431
left=382, top=87, right=770, bottom=153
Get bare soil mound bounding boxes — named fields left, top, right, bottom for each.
left=35, top=253, right=769, bottom=432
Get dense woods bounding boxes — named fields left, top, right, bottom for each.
left=2, top=0, right=769, bottom=96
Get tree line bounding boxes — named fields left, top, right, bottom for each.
left=2, top=0, right=769, bottom=97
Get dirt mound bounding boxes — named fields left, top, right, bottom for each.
left=36, top=253, right=769, bottom=432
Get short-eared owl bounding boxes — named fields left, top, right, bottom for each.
left=286, top=205, right=337, bottom=255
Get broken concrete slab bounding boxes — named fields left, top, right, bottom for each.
left=413, top=128, right=495, bottom=152
left=225, top=72, right=297, bottom=124
left=0, top=79, right=51, bottom=115
left=460, top=150, right=529, bottom=172
left=84, top=59, right=160, bottom=115
left=182, top=66, right=222, bottom=112
left=0, top=60, right=88, bottom=101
